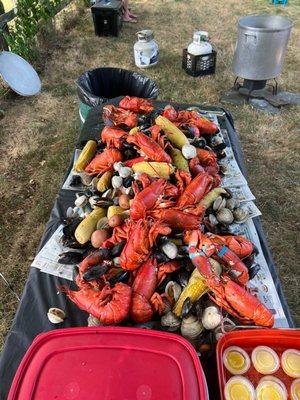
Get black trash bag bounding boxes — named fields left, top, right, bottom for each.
left=76, top=67, right=159, bottom=107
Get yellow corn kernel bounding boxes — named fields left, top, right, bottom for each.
left=170, top=148, right=190, bottom=172
left=132, top=161, right=174, bottom=179
left=107, top=206, right=124, bottom=220
left=155, top=116, right=189, bottom=149
left=75, top=207, right=106, bottom=244
left=96, top=171, right=113, bottom=192
left=74, top=140, right=98, bottom=172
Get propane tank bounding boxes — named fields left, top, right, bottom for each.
left=134, top=30, right=159, bottom=69
left=187, top=31, right=212, bottom=56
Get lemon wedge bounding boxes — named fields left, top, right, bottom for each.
left=256, top=376, right=287, bottom=400
left=291, top=378, right=300, bottom=400
left=223, top=346, right=251, bottom=375
left=281, top=349, right=300, bottom=378
left=224, top=376, right=255, bottom=400
left=251, top=346, right=280, bottom=374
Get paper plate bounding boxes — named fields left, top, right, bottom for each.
left=0, top=51, right=41, bottom=96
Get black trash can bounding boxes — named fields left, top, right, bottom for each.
left=76, top=67, right=159, bottom=125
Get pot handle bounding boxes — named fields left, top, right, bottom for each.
left=244, top=32, right=257, bottom=44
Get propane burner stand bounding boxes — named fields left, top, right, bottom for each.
left=233, top=77, right=278, bottom=99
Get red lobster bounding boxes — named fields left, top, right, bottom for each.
left=119, top=96, right=154, bottom=114
left=127, top=131, right=172, bottom=163
left=119, top=219, right=171, bottom=270
left=207, top=234, right=254, bottom=260
left=102, top=105, right=137, bottom=128
left=101, top=126, right=128, bottom=149
left=85, top=148, right=122, bottom=174
left=130, top=257, right=180, bottom=323
left=65, top=283, right=132, bottom=325
left=149, top=207, right=205, bottom=230
left=187, top=230, right=274, bottom=327
left=130, top=176, right=178, bottom=220
left=176, top=171, right=215, bottom=208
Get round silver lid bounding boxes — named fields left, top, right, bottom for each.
left=0, top=51, right=41, bottom=96
left=137, top=30, right=154, bottom=42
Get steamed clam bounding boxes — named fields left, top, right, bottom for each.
left=161, top=311, right=181, bottom=332
left=226, top=198, right=240, bottom=211
left=47, top=308, right=66, bottom=324
left=181, top=315, right=204, bottom=340
left=216, top=208, right=234, bottom=225
left=233, top=207, right=249, bottom=223
left=213, top=196, right=226, bottom=212
left=202, top=305, right=222, bottom=330
left=208, top=213, right=218, bottom=226
left=88, top=315, right=102, bottom=326
left=165, top=281, right=182, bottom=303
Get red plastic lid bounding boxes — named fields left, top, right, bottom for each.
left=9, top=327, right=208, bottom=400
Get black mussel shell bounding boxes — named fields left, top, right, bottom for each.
left=94, top=198, right=114, bottom=208
left=191, top=137, right=207, bottom=148
left=58, top=251, right=84, bottom=265
left=110, top=240, right=126, bottom=258
left=175, top=269, right=189, bottom=287
left=97, top=140, right=106, bottom=150
left=72, top=265, right=79, bottom=281
left=98, top=248, right=111, bottom=259
left=156, top=274, right=174, bottom=294
left=123, top=141, right=135, bottom=150
left=155, top=252, right=170, bottom=264
left=62, top=217, right=82, bottom=238
left=108, top=270, right=130, bottom=285
left=216, top=150, right=227, bottom=159
left=248, top=263, right=261, bottom=280
left=83, top=264, right=109, bottom=281
left=123, top=176, right=134, bottom=188
left=243, top=253, right=255, bottom=268
left=70, top=175, right=83, bottom=187
left=61, top=236, right=87, bottom=249
left=134, top=320, right=162, bottom=330
left=212, top=142, right=227, bottom=152
left=182, top=297, right=193, bottom=318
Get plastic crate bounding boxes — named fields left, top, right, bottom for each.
left=182, top=48, right=217, bottom=77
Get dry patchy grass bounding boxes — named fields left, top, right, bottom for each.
left=0, top=0, right=299, bottom=346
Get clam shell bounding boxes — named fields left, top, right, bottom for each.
left=119, top=167, right=133, bottom=178
left=87, top=315, right=102, bottom=326
left=216, top=208, right=234, bottom=225
left=165, top=281, right=182, bottom=302
left=91, top=177, right=99, bottom=191
left=233, top=207, right=249, bottom=223
left=75, top=195, right=88, bottom=208
left=182, top=144, right=197, bottom=160
left=79, top=172, right=93, bottom=186
left=213, top=196, right=226, bottom=212
left=161, top=311, right=181, bottom=331
left=47, top=308, right=66, bottom=324
left=112, top=176, right=123, bottom=189
left=202, top=306, right=222, bottom=330
left=113, top=161, right=124, bottom=172
left=208, top=213, right=218, bottom=226
left=181, top=315, right=203, bottom=340
left=161, top=241, right=178, bottom=259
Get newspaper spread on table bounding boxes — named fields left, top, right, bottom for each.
left=31, top=110, right=289, bottom=327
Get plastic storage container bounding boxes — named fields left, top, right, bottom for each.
left=91, top=0, right=122, bottom=37
left=216, top=329, right=300, bottom=400
left=8, top=327, right=209, bottom=400
left=76, top=67, right=159, bottom=125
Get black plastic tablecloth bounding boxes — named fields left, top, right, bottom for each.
left=0, top=99, right=293, bottom=400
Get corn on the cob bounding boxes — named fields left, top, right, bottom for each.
left=170, top=148, right=190, bottom=172
left=129, top=127, right=139, bottom=135
left=75, top=207, right=106, bottom=244
left=96, top=171, right=113, bottom=192
left=173, top=269, right=208, bottom=317
left=74, top=140, right=98, bottom=172
left=107, top=206, right=124, bottom=220
left=199, top=188, right=228, bottom=209
left=132, top=161, right=174, bottom=180
left=155, top=116, right=189, bottom=149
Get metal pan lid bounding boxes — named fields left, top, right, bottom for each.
left=0, top=51, right=41, bottom=96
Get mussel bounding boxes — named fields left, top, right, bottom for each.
left=70, top=175, right=83, bottom=187
left=182, top=297, right=193, bottom=318
left=165, top=281, right=182, bottom=303
left=62, top=217, right=81, bottom=238
left=83, top=263, right=110, bottom=281
left=155, top=252, right=170, bottom=264
left=110, top=240, right=126, bottom=258
left=108, top=270, right=130, bottom=285
left=191, top=137, right=207, bottom=148
left=248, top=263, right=261, bottom=280
left=58, top=251, right=84, bottom=265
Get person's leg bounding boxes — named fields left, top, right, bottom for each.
left=122, top=0, right=137, bottom=22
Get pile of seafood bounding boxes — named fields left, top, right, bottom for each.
left=61, top=96, right=274, bottom=349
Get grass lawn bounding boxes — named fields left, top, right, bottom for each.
left=0, top=0, right=299, bottom=347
